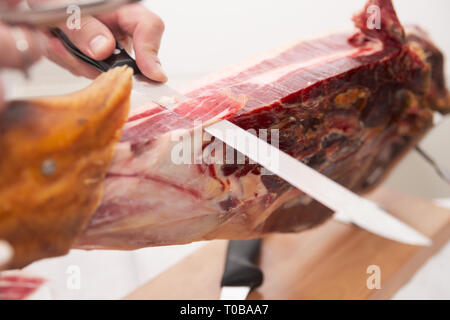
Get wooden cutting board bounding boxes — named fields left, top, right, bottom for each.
left=126, top=188, right=450, bottom=300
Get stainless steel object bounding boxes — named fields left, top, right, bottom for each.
left=205, top=120, right=432, bottom=246
left=131, top=75, right=187, bottom=109
left=0, top=0, right=141, bottom=28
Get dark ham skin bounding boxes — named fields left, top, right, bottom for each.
left=75, top=0, right=449, bottom=249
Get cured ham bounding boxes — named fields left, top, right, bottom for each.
left=76, top=0, right=449, bottom=249
left=0, top=0, right=448, bottom=268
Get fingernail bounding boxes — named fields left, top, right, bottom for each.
left=89, top=35, right=109, bottom=57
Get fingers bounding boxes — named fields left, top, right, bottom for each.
left=27, top=0, right=115, bottom=61
left=42, top=16, right=115, bottom=79
left=0, top=24, right=43, bottom=70
left=99, top=4, right=167, bottom=82
left=26, top=0, right=111, bottom=78
left=26, top=2, right=167, bottom=82
left=58, top=16, right=116, bottom=61
left=42, top=31, right=100, bottom=79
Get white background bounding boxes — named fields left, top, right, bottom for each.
left=4, top=0, right=450, bottom=299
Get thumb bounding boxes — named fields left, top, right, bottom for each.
left=98, top=4, right=167, bottom=82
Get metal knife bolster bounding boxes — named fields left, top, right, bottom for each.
left=131, top=75, right=187, bottom=108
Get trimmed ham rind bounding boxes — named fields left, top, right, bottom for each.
left=75, top=0, right=449, bottom=249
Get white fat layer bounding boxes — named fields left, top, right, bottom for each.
left=181, top=36, right=314, bottom=93
left=246, top=47, right=362, bottom=86
left=182, top=33, right=383, bottom=94
left=123, top=109, right=170, bottom=130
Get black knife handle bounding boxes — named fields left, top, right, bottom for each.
left=221, top=239, right=264, bottom=289
left=51, top=28, right=141, bottom=74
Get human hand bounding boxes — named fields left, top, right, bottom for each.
left=36, top=1, right=167, bottom=81
left=0, top=1, right=167, bottom=111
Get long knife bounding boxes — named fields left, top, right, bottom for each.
left=52, top=30, right=431, bottom=246
left=206, top=120, right=431, bottom=246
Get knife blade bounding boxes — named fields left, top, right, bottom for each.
left=205, top=120, right=432, bottom=246
left=220, top=239, right=263, bottom=300
left=54, top=30, right=431, bottom=247
left=130, top=75, right=187, bottom=109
